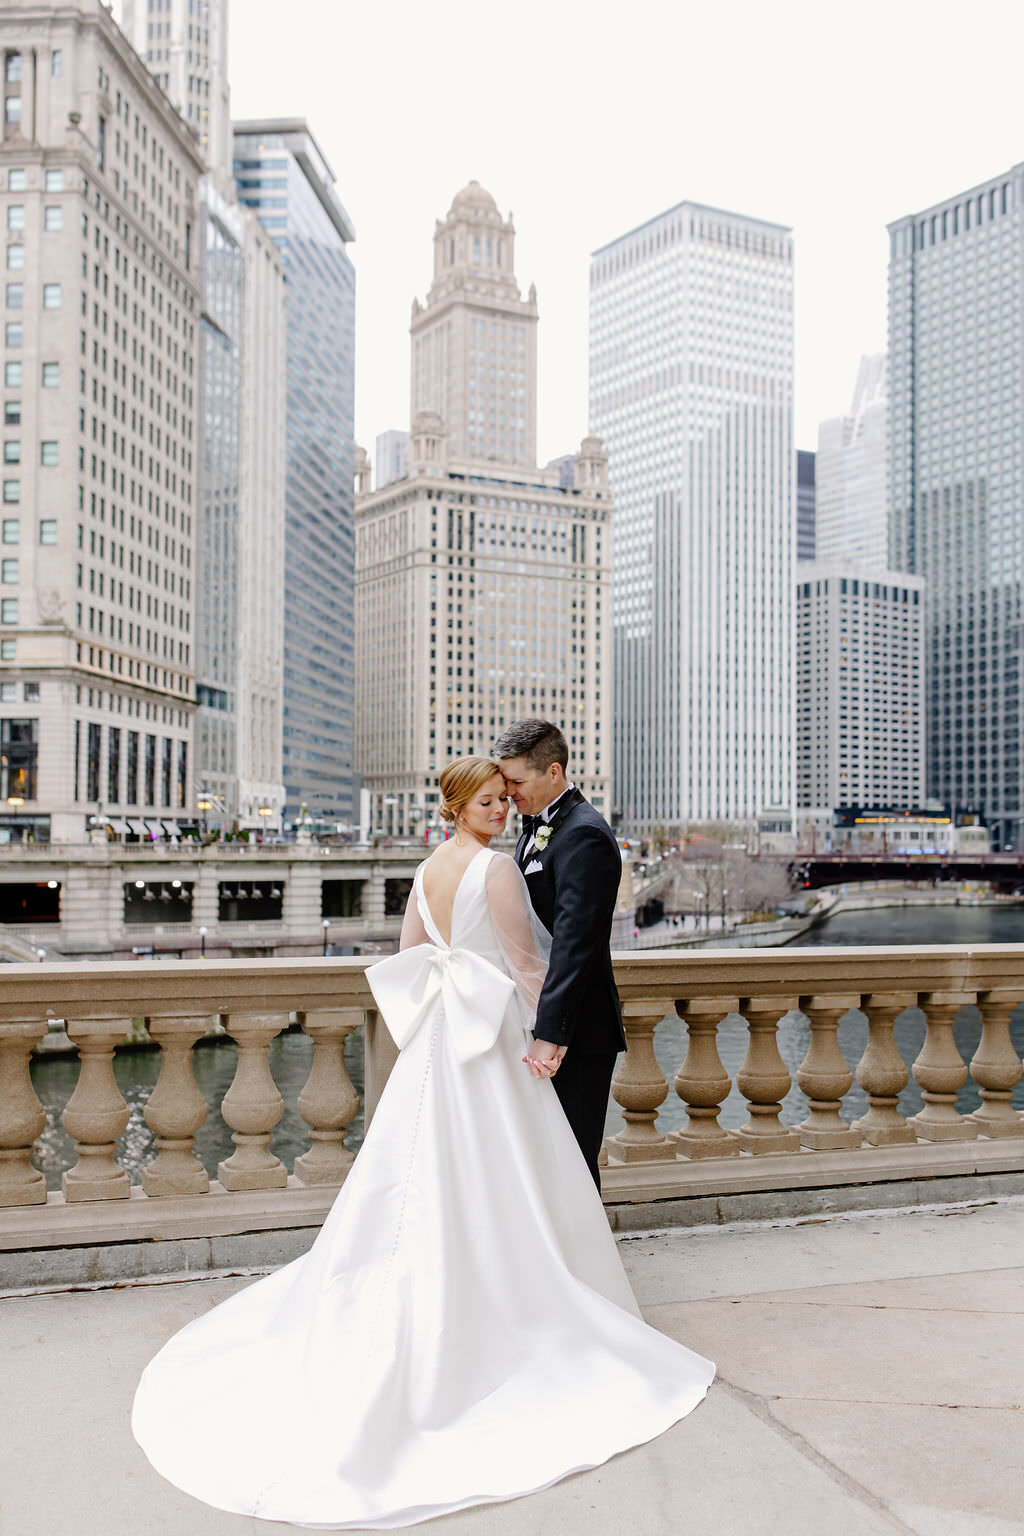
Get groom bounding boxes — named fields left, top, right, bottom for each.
left=493, top=718, right=625, bottom=1188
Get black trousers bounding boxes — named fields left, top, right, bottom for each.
left=552, top=1048, right=620, bottom=1191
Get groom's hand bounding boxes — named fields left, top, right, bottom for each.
left=523, top=1039, right=567, bottom=1078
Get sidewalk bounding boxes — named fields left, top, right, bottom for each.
left=3, top=1198, right=1023, bottom=1536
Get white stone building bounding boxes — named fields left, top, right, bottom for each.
left=1, top=0, right=204, bottom=843
left=120, top=0, right=230, bottom=181
left=796, top=562, right=925, bottom=811
left=589, top=201, right=795, bottom=831
left=815, top=353, right=887, bottom=568
left=888, top=165, right=1024, bottom=849
left=355, top=184, right=611, bottom=840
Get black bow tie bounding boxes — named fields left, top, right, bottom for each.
left=521, top=814, right=541, bottom=835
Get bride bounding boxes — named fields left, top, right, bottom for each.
left=132, top=756, right=714, bottom=1528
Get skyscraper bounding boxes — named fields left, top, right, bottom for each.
left=121, top=0, right=231, bottom=179
left=589, top=201, right=795, bottom=830
left=888, top=166, right=1023, bottom=846
left=816, top=353, right=887, bottom=568
left=410, top=181, right=538, bottom=469
left=795, top=563, right=925, bottom=811
left=374, top=429, right=408, bottom=490
left=354, top=184, right=611, bottom=839
left=1, top=0, right=203, bottom=843
left=193, top=181, right=286, bottom=828
left=233, top=119, right=356, bottom=827
left=796, top=449, right=815, bottom=562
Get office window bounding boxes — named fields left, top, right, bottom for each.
left=6, top=168, right=25, bottom=191
left=0, top=639, right=14, bottom=659
left=5, top=54, right=22, bottom=83
left=40, top=442, right=58, bottom=467
left=6, top=205, right=24, bottom=231
left=4, top=283, right=21, bottom=307
left=2, top=479, right=19, bottom=502
left=6, top=245, right=24, bottom=270
left=1, top=558, right=17, bottom=581
left=4, top=322, right=21, bottom=347
left=4, top=402, right=20, bottom=426
left=41, top=362, right=59, bottom=387
left=1, top=518, right=17, bottom=542
left=42, top=283, right=61, bottom=309
left=51, top=49, right=62, bottom=77
left=44, top=168, right=63, bottom=192
left=1, top=598, right=18, bottom=623
left=3, top=362, right=20, bottom=386
left=4, top=99, right=22, bottom=128
left=39, top=519, right=57, bottom=544
left=44, top=206, right=63, bottom=232
left=3, top=442, right=18, bottom=463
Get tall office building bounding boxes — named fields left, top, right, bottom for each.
left=816, top=353, right=887, bottom=567
left=888, top=166, right=1023, bottom=847
left=233, top=119, right=356, bottom=826
left=120, top=0, right=230, bottom=180
left=796, top=448, right=815, bottom=561
left=193, top=180, right=286, bottom=828
left=374, top=428, right=408, bottom=489
left=410, top=180, right=538, bottom=469
left=1, top=0, right=203, bottom=843
left=796, top=563, right=925, bottom=810
left=355, top=184, right=611, bottom=839
left=589, top=201, right=794, bottom=829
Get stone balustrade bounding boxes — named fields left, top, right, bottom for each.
left=1, top=947, right=1022, bottom=1241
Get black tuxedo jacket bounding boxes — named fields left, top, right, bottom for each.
left=516, top=789, right=626, bottom=1056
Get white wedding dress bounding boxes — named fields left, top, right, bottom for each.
left=132, top=848, right=714, bottom=1529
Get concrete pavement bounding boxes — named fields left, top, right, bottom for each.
left=2, top=1198, right=1023, bottom=1536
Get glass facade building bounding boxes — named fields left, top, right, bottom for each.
left=196, top=182, right=242, bottom=812
left=796, top=449, right=816, bottom=562
left=816, top=354, right=887, bottom=569
left=233, top=120, right=356, bottom=825
left=589, top=201, right=795, bottom=830
left=888, top=165, right=1023, bottom=847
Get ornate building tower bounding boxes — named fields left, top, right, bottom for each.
left=355, top=184, right=611, bottom=841
left=410, top=181, right=538, bottom=468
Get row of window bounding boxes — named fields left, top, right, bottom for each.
left=4, top=362, right=60, bottom=387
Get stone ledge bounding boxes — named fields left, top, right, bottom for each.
left=3, top=1140, right=1024, bottom=1291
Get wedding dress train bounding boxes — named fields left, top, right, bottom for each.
left=132, top=848, right=714, bottom=1528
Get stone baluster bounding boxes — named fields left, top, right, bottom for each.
left=294, top=1009, right=362, bottom=1186
left=671, top=997, right=740, bottom=1159
left=217, top=1013, right=288, bottom=1191
left=0, top=1018, right=49, bottom=1206
left=796, top=995, right=862, bottom=1149
left=853, top=993, right=917, bottom=1144
left=735, top=997, right=801, bottom=1153
left=62, top=1018, right=132, bottom=1201
left=910, top=992, right=979, bottom=1141
left=969, top=990, right=1024, bottom=1137
left=604, top=1001, right=676, bottom=1163
left=141, top=1016, right=211, bottom=1196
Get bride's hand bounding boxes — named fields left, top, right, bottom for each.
left=522, top=1042, right=566, bottom=1079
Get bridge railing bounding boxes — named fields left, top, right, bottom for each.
left=1, top=947, right=1022, bottom=1219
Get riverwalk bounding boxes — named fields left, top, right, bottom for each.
left=2, top=1196, right=1022, bottom=1536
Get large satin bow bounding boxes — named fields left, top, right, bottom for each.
left=366, top=943, right=516, bottom=1063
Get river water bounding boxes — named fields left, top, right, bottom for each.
left=29, top=902, right=1024, bottom=1189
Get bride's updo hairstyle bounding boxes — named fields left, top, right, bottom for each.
left=439, top=756, right=502, bottom=824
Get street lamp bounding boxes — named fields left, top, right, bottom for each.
left=197, top=795, right=213, bottom=835
left=321, top=918, right=330, bottom=956
left=693, top=891, right=706, bottom=929
left=198, top=925, right=207, bottom=959
left=721, top=887, right=729, bottom=932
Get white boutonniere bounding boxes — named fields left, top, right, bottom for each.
left=533, top=823, right=553, bottom=851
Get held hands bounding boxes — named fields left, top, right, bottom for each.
left=522, top=1039, right=567, bottom=1079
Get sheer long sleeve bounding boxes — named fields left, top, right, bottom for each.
left=399, top=881, right=429, bottom=951
left=485, top=853, right=550, bottom=1020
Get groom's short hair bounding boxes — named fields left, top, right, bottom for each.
left=493, top=718, right=568, bottom=772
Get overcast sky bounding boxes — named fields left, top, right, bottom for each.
left=214, top=0, right=1021, bottom=461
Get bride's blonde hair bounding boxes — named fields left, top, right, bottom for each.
left=439, top=756, right=502, bottom=824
